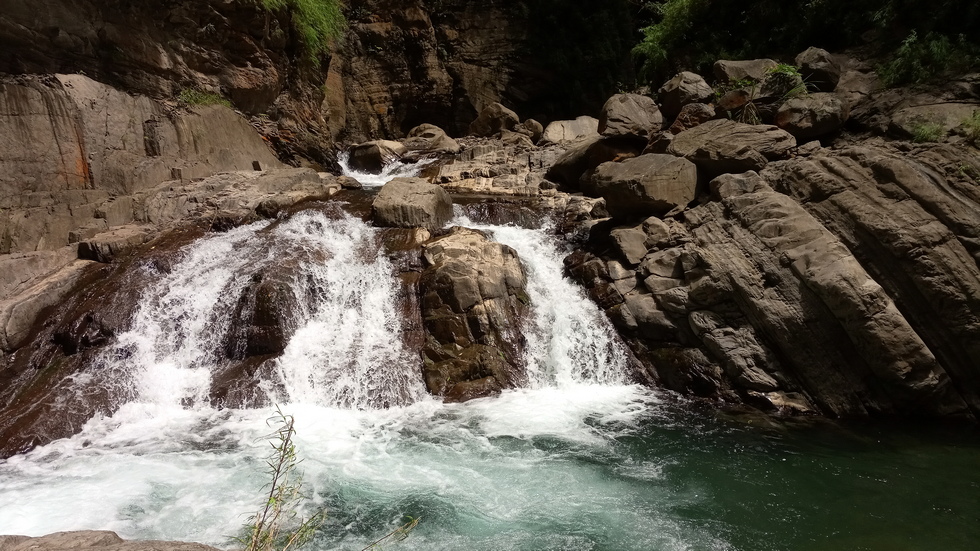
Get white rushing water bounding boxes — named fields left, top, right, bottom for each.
left=337, top=151, right=433, bottom=188
left=0, top=207, right=731, bottom=550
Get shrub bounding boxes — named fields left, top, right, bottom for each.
left=878, top=31, right=979, bottom=86
left=962, top=110, right=980, bottom=146
left=910, top=120, right=945, bottom=143
left=178, top=89, right=232, bottom=107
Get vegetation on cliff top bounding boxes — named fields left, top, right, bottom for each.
left=633, top=0, right=980, bottom=85
left=258, top=0, right=345, bottom=65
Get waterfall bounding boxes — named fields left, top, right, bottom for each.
left=337, top=151, right=433, bottom=188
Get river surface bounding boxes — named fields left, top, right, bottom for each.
left=0, top=204, right=977, bottom=551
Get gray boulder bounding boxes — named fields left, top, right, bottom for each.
left=545, top=135, right=642, bottom=190
left=713, top=59, right=778, bottom=83
left=589, top=154, right=698, bottom=218
left=668, top=119, right=796, bottom=175
left=403, top=124, right=461, bottom=155
left=775, top=92, right=849, bottom=141
left=468, top=102, right=520, bottom=137
left=795, top=47, right=842, bottom=92
left=658, top=71, right=714, bottom=121
left=540, top=116, right=600, bottom=145
left=598, top=93, right=663, bottom=140
left=419, top=227, right=528, bottom=402
left=347, top=140, right=408, bottom=174
left=372, top=177, right=453, bottom=231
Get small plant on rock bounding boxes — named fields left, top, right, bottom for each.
left=910, top=119, right=945, bottom=143
left=178, top=89, right=232, bottom=108
left=962, top=110, right=980, bottom=146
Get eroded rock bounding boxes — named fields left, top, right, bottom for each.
left=589, top=154, right=698, bottom=218
left=372, top=178, right=453, bottom=231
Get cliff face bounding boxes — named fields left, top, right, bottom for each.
left=0, top=0, right=634, bottom=146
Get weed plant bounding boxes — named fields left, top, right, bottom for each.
left=878, top=31, right=980, bottom=86
left=962, top=110, right=980, bottom=146
left=178, top=89, right=232, bottom=107
left=910, top=120, right=945, bottom=143
left=257, top=0, right=345, bottom=66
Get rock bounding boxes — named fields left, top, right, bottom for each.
left=403, top=124, right=461, bottom=155
left=515, top=119, right=544, bottom=143
left=468, top=102, right=520, bottom=137
left=500, top=130, right=535, bottom=148
left=643, top=131, right=674, bottom=154
left=347, top=140, right=409, bottom=174
left=0, top=531, right=220, bottom=551
left=668, top=119, right=796, bottom=175
left=609, top=226, right=649, bottom=266
left=539, top=116, right=600, bottom=145
left=225, top=268, right=298, bottom=359
left=795, top=47, right=842, bottom=93
left=77, top=226, right=151, bottom=263
left=545, top=135, right=643, bottom=190
left=775, top=93, right=849, bottom=141
left=598, top=93, right=663, bottom=141
left=713, top=59, right=778, bottom=83
left=667, top=103, right=716, bottom=134
left=658, top=71, right=714, bottom=121
left=589, top=154, right=698, bottom=218
left=1, top=260, right=95, bottom=352
left=336, top=175, right=363, bottom=189
left=419, top=227, right=528, bottom=401
left=372, top=177, right=453, bottom=231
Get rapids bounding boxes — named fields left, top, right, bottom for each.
left=0, top=203, right=978, bottom=551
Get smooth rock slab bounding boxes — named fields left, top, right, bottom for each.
left=372, top=177, right=453, bottom=231
left=590, top=154, right=698, bottom=218
left=668, top=119, right=796, bottom=175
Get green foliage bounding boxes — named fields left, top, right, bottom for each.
left=258, top=0, right=345, bottom=66
left=178, top=89, right=232, bottom=107
left=238, top=408, right=325, bottom=551
left=767, top=63, right=801, bottom=78
left=631, top=0, right=980, bottom=86
left=910, top=120, right=945, bottom=143
left=962, top=110, right=980, bottom=146
left=878, top=31, right=980, bottom=86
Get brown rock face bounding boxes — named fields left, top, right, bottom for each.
left=419, top=227, right=529, bottom=402
left=667, top=119, right=796, bottom=176
left=657, top=71, right=714, bottom=122
left=598, top=93, right=663, bottom=141
left=565, top=140, right=980, bottom=420
left=775, top=93, right=849, bottom=141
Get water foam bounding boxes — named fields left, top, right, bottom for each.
left=337, top=151, right=433, bottom=189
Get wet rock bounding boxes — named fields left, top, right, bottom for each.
left=347, top=140, right=409, bottom=174
left=795, top=47, right=842, bottom=93
left=775, top=93, right=849, bottom=141
left=589, top=154, right=698, bottom=218
left=657, top=71, right=714, bottom=121
left=668, top=119, right=796, bottom=175
left=713, top=59, right=778, bottom=83
left=469, top=102, right=520, bottom=137
left=225, top=268, right=298, bottom=359
left=77, top=226, right=151, bottom=263
left=373, top=177, right=453, bottom=231
left=0, top=260, right=95, bottom=352
left=419, top=227, right=528, bottom=401
left=539, top=116, right=600, bottom=145
left=598, top=93, right=663, bottom=141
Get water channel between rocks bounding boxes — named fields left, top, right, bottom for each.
left=0, top=183, right=978, bottom=551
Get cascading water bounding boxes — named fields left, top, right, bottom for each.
left=337, top=151, right=433, bottom=188
left=1, top=203, right=979, bottom=551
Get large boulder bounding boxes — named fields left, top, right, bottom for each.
left=347, top=140, right=408, bottom=174
left=589, top=154, right=698, bottom=218
left=372, top=177, right=453, bottom=231
left=539, top=116, right=600, bottom=145
left=514, top=118, right=544, bottom=143
left=419, top=227, right=529, bottom=402
left=668, top=119, right=796, bottom=175
left=403, top=124, right=461, bottom=155
left=667, top=103, right=716, bottom=134
left=775, top=93, right=849, bottom=141
left=713, top=59, right=778, bottom=83
left=598, top=93, right=663, bottom=141
left=795, top=47, right=843, bottom=93
left=468, top=102, right=520, bottom=137
left=658, top=71, right=714, bottom=121
left=545, top=135, right=643, bottom=190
